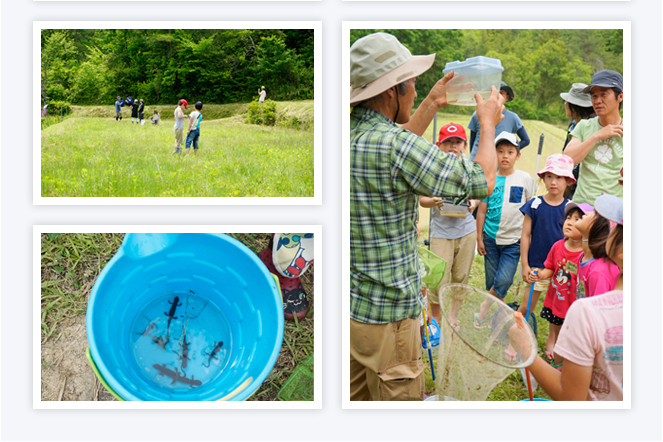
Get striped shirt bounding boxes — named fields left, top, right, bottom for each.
left=350, top=106, right=488, bottom=324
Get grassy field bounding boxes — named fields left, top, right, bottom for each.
left=41, top=233, right=314, bottom=401
left=41, top=101, right=314, bottom=198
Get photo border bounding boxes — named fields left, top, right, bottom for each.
left=34, top=21, right=322, bottom=205
left=34, top=225, right=322, bottom=409
left=342, top=21, right=631, bottom=409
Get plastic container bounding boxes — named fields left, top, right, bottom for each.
left=86, top=233, right=284, bottom=401
left=440, top=198, right=470, bottom=218
left=443, top=56, right=504, bottom=106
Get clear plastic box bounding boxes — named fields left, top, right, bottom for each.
left=443, top=56, right=504, bottom=106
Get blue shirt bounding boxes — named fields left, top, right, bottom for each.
left=115, top=101, right=122, bottom=112
left=468, top=110, right=526, bottom=160
left=520, top=196, right=568, bottom=268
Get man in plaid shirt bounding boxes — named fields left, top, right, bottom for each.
left=349, top=32, right=505, bottom=401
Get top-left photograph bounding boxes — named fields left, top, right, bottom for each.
left=34, top=22, right=321, bottom=204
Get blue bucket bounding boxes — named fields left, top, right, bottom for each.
left=86, top=233, right=284, bottom=401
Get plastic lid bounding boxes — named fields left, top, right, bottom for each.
left=443, top=56, right=504, bottom=74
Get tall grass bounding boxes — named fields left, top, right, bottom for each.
left=41, top=116, right=314, bottom=197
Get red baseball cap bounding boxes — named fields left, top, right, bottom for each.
left=438, top=123, right=467, bottom=143
left=178, top=99, right=188, bottom=109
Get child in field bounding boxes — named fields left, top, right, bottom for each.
left=528, top=202, right=584, bottom=363
left=131, top=99, right=139, bottom=124
left=151, top=109, right=160, bottom=125
left=114, top=96, right=123, bottom=122
left=419, top=123, right=478, bottom=328
left=475, top=132, right=536, bottom=341
left=138, top=99, right=145, bottom=124
left=509, top=194, right=623, bottom=400
left=173, top=99, right=189, bottom=154
left=518, top=154, right=575, bottom=332
left=185, top=101, right=203, bottom=157
left=574, top=204, right=621, bottom=299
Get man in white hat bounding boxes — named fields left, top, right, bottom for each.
left=349, top=32, right=505, bottom=401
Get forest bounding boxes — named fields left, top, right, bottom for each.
left=41, top=28, right=315, bottom=106
left=350, top=29, right=623, bottom=123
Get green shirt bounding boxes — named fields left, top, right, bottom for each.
left=350, top=106, right=488, bottom=324
left=570, top=117, right=624, bottom=205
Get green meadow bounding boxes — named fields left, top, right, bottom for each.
left=41, top=102, right=314, bottom=198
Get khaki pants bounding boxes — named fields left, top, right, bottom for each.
left=174, top=128, right=184, bottom=149
left=350, top=318, right=424, bottom=401
left=429, top=231, right=477, bottom=304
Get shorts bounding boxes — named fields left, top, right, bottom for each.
left=527, top=268, right=551, bottom=293
left=350, top=318, right=424, bottom=401
left=540, top=306, right=564, bottom=326
left=186, top=128, right=200, bottom=150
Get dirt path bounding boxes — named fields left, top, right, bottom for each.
left=40, top=315, right=116, bottom=401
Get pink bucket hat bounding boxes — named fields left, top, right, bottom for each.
left=537, top=153, right=576, bottom=184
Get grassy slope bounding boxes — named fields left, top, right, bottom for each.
left=41, top=113, right=314, bottom=197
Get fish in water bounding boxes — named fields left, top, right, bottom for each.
left=152, top=335, right=170, bottom=350
left=164, top=296, right=182, bottom=334
left=152, top=364, right=202, bottom=388
left=203, top=341, right=223, bottom=368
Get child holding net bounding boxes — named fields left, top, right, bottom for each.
left=518, top=154, right=575, bottom=334
left=509, top=194, right=623, bottom=400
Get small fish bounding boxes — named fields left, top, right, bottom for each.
left=152, top=335, right=170, bottom=350
left=203, top=341, right=223, bottom=368
left=164, top=296, right=182, bottom=334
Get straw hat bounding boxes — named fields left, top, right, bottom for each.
left=350, top=33, right=435, bottom=105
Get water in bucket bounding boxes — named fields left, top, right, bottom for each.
left=436, top=284, right=536, bottom=401
left=130, top=291, right=231, bottom=390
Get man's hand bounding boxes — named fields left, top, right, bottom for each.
left=592, top=124, right=623, bottom=141
left=428, top=71, right=473, bottom=109
left=476, top=85, right=505, bottom=128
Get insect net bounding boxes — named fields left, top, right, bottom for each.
left=435, top=284, right=537, bottom=401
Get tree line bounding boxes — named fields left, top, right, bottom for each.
left=350, top=29, right=623, bottom=123
left=41, top=29, right=314, bottom=106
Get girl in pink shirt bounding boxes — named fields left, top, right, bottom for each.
left=508, top=194, right=623, bottom=401
left=574, top=205, right=621, bottom=298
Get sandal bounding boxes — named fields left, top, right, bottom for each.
left=473, top=313, right=489, bottom=329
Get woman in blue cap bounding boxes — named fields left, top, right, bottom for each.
left=467, top=81, right=530, bottom=160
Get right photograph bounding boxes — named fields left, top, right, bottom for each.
left=345, top=24, right=628, bottom=403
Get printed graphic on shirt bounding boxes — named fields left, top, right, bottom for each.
left=604, top=325, right=623, bottom=365
left=589, top=367, right=611, bottom=400
left=551, top=258, right=577, bottom=301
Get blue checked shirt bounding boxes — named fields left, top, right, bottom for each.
left=350, top=106, right=488, bottom=324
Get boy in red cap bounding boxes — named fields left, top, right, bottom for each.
left=419, top=123, right=479, bottom=329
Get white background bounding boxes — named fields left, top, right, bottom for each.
left=3, top=1, right=661, bottom=441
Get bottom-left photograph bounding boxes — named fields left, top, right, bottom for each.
left=36, top=230, right=318, bottom=404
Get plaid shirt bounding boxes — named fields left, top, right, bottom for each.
left=350, top=106, right=488, bottom=324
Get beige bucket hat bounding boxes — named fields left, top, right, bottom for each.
left=350, top=33, right=435, bottom=106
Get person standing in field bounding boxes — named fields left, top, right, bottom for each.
left=258, top=86, right=266, bottom=104
left=114, top=96, right=123, bottom=122
left=173, top=99, right=189, bottom=154
left=151, top=109, right=160, bottom=125
left=138, top=99, right=145, bottom=124
left=131, top=99, right=139, bottom=124
left=563, top=70, right=624, bottom=205
left=467, top=82, right=530, bottom=160
left=185, top=101, right=203, bottom=157
left=349, top=32, right=505, bottom=401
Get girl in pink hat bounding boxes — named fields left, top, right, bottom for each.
left=518, top=153, right=576, bottom=360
